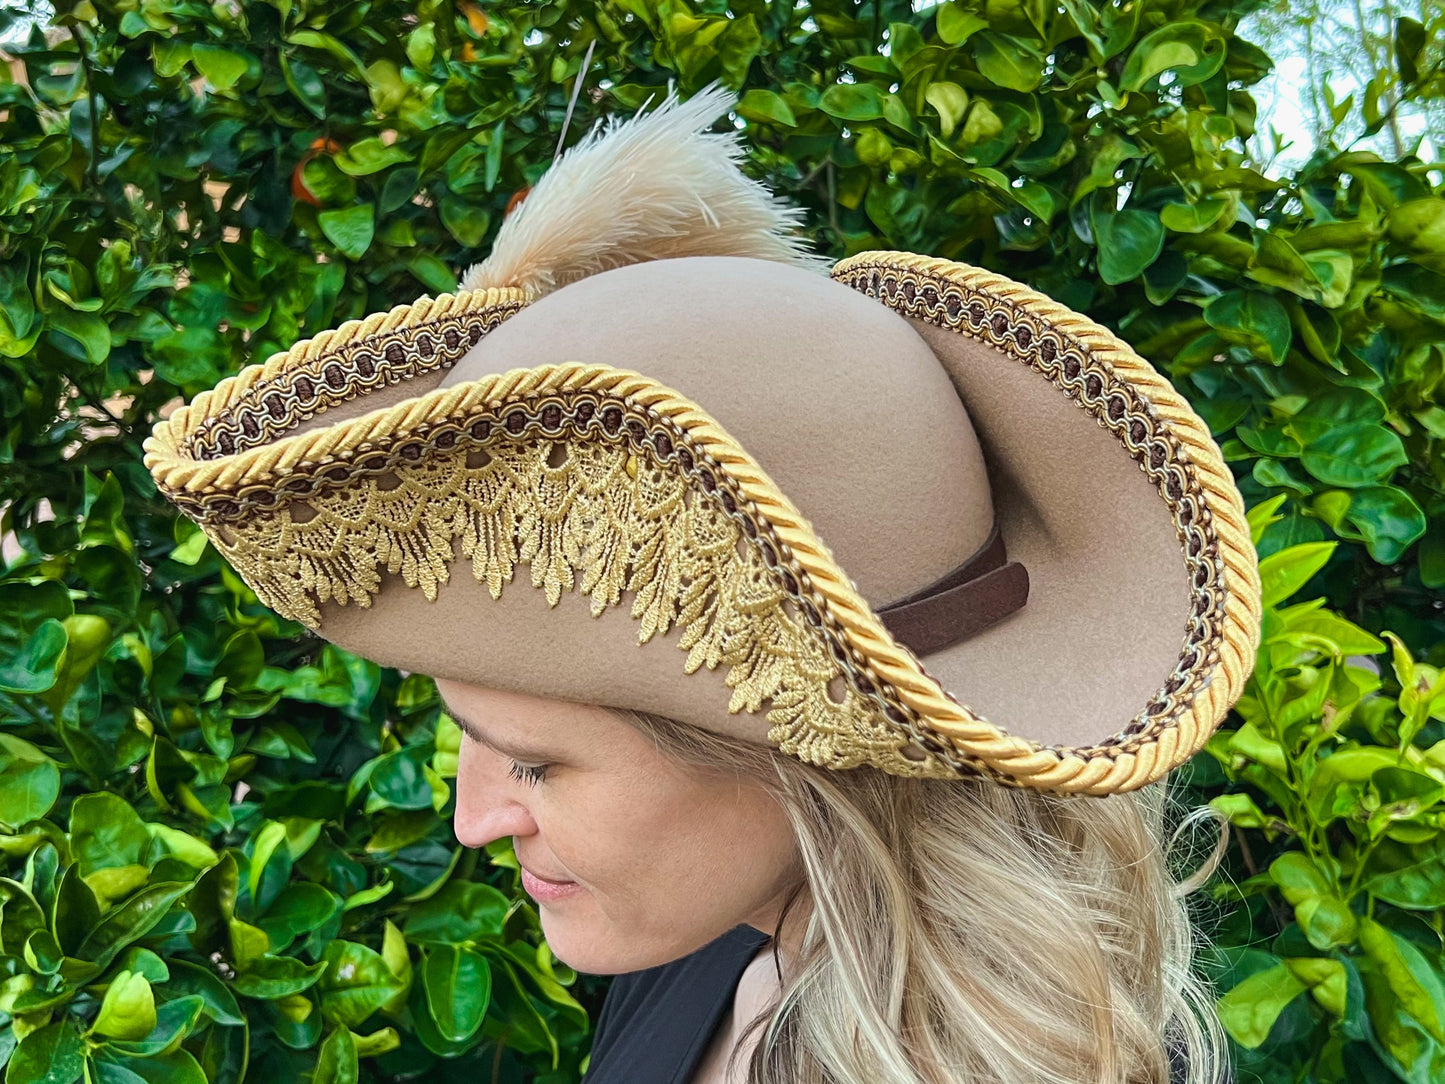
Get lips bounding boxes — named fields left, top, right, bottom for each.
left=520, top=865, right=583, bottom=903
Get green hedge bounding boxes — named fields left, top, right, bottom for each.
left=0, top=1, right=1442, bottom=1082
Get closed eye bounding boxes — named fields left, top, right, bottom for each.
left=508, top=760, right=547, bottom=786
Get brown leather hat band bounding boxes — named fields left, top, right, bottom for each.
left=877, top=524, right=1029, bottom=657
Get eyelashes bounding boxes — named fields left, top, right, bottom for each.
left=508, top=760, right=547, bottom=786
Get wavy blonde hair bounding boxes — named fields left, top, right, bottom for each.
left=617, top=708, right=1231, bottom=1084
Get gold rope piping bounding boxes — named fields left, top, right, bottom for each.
left=146, top=257, right=1261, bottom=796
left=832, top=252, right=1263, bottom=792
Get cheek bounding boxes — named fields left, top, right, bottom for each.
left=568, top=775, right=798, bottom=921
left=537, top=780, right=798, bottom=974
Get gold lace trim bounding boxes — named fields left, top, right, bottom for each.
left=186, top=390, right=966, bottom=780
left=145, top=258, right=1261, bottom=794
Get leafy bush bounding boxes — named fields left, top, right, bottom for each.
left=1, top=1, right=1442, bottom=1083
left=1203, top=517, right=1445, bottom=1084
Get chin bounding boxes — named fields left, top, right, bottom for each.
left=538, top=908, right=702, bottom=976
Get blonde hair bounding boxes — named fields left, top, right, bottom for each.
left=617, top=709, right=1231, bottom=1084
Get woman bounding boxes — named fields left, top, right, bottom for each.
left=145, top=86, right=1260, bottom=1083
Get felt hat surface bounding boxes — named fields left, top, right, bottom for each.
left=145, top=87, right=1261, bottom=795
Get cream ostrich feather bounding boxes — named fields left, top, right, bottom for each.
left=456, top=83, right=824, bottom=299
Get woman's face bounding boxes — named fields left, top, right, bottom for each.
left=437, top=679, right=800, bottom=975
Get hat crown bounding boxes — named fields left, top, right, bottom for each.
left=442, top=256, right=994, bottom=607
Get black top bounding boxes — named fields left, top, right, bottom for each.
left=584, top=926, right=1193, bottom=1084
left=585, top=925, right=771, bottom=1084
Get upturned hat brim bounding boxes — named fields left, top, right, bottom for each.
left=145, top=250, right=1260, bottom=796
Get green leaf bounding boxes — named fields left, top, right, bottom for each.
left=366, top=58, right=407, bottom=114
left=408, top=254, right=458, bottom=296
left=1090, top=206, right=1165, bottom=284
left=1160, top=197, right=1230, bottom=233
left=936, top=3, right=987, bottom=44
left=78, top=881, right=194, bottom=969
left=1358, top=917, right=1445, bottom=1043
left=318, top=205, right=376, bottom=261
left=70, top=792, right=151, bottom=875
left=342, top=879, right=394, bottom=912
left=854, top=127, right=893, bottom=167
left=0, top=619, right=67, bottom=694
left=405, top=23, right=436, bottom=70
left=230, top=954, right=327, bottom=1000
left=1282, top=609, right=1387, bottom=656
left=819, top=82, right=885, bottom=121
left=248, top=820, right=288, bottom=904
left=257, top=882, right=341, bottom=946
left=333, top=138, right=411, bottom=177
left=402, top=881, right=509, bottom=944
left=1299, top=426, right=1409, bottom=488
left=368, top=746, right=440, bottom=811
left=165, top=960, right=244, bottom=1025
left=1284, top=957, right=1348, bottom=1017
left=314, top=1026, right=358, bottom=1084
left=1120, top=21, right=1226, bottom=91
left=54, top=864, right=103, bottom=957
left=736, top=89, right=795, bottom=127
left=1389, top=198, right=1445, bottom=255
left=972, top=32, right=1042, bottom=92
left=319, top=940, right=405, bottom=1027
left=1397, top=17, right=1427, bottom=84
left=380, top=919, right=413, bottom=1014
left=1217, top=962, right=1309, bottom=1048
left=190, top=45, right=250, bottom=92
left=279, top=53, right=325, bottom=118
left=1268, top=851, right=1336, bottom=904
left=1247, top=493, right=1289, bottom=545
left=93, top=1049, right=207, bottom=1084
left=145, top=824, right=218, bottom=870
left=92, top=971, right=157, bottom=1041
left=104, top=995, right=205, bottom=1058
left=285, top=30, right=368, bottom=80
left=717, top=13, right=762, bottom=86
left=48, top=309, right=111, bottom=365
left=1340, top=486, right=1428, bottom=563
left=924, top=82, right=969, bottom=140
left=422, top=944, right=491, bottom=1043
left=1204, top=289, right=1292, bottom=363
left=152, top=39, right=192, bottom=78
left=1257, top=541, right=1335, bottom=607
left=0, top=739, right=61, bottom=827
left=1359, top=955, right=1445, bottom=1084
left=113, top=947, right=170, bottom=985
left=8, top=1021, right=84, bottom=1084
left=1381, top=265, right=1445, bottom=322
left=1362, top=837, right=1445, bottom=909
left=300, top=158, right=356, bottom=205
left=1297, top=894, right=1358, bottom=951
left=439, top=198, right=491, bottom=248
left=1208, top=792, right=1275, bottom=831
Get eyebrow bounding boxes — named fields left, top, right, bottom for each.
left=440, top=700, right=553, bottom=763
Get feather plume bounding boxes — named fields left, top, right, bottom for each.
left=457, top=83, right=825, bottom=299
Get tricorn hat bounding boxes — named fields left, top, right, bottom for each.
left=145, top=86, right=1261, bottom=796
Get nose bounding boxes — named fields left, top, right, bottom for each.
left=452, top=740, right=539, bottom=850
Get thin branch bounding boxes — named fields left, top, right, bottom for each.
left=68, top=23, right=101, bottom=190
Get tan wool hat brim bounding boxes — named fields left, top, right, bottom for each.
left=144, top=251, right=1260, bottom=796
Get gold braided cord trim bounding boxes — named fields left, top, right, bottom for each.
left=831, top=252, right=1263, bottom=793
left=144, top=255, right=1261, bottom=795
left=150, top=359, right=980, bottom=782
